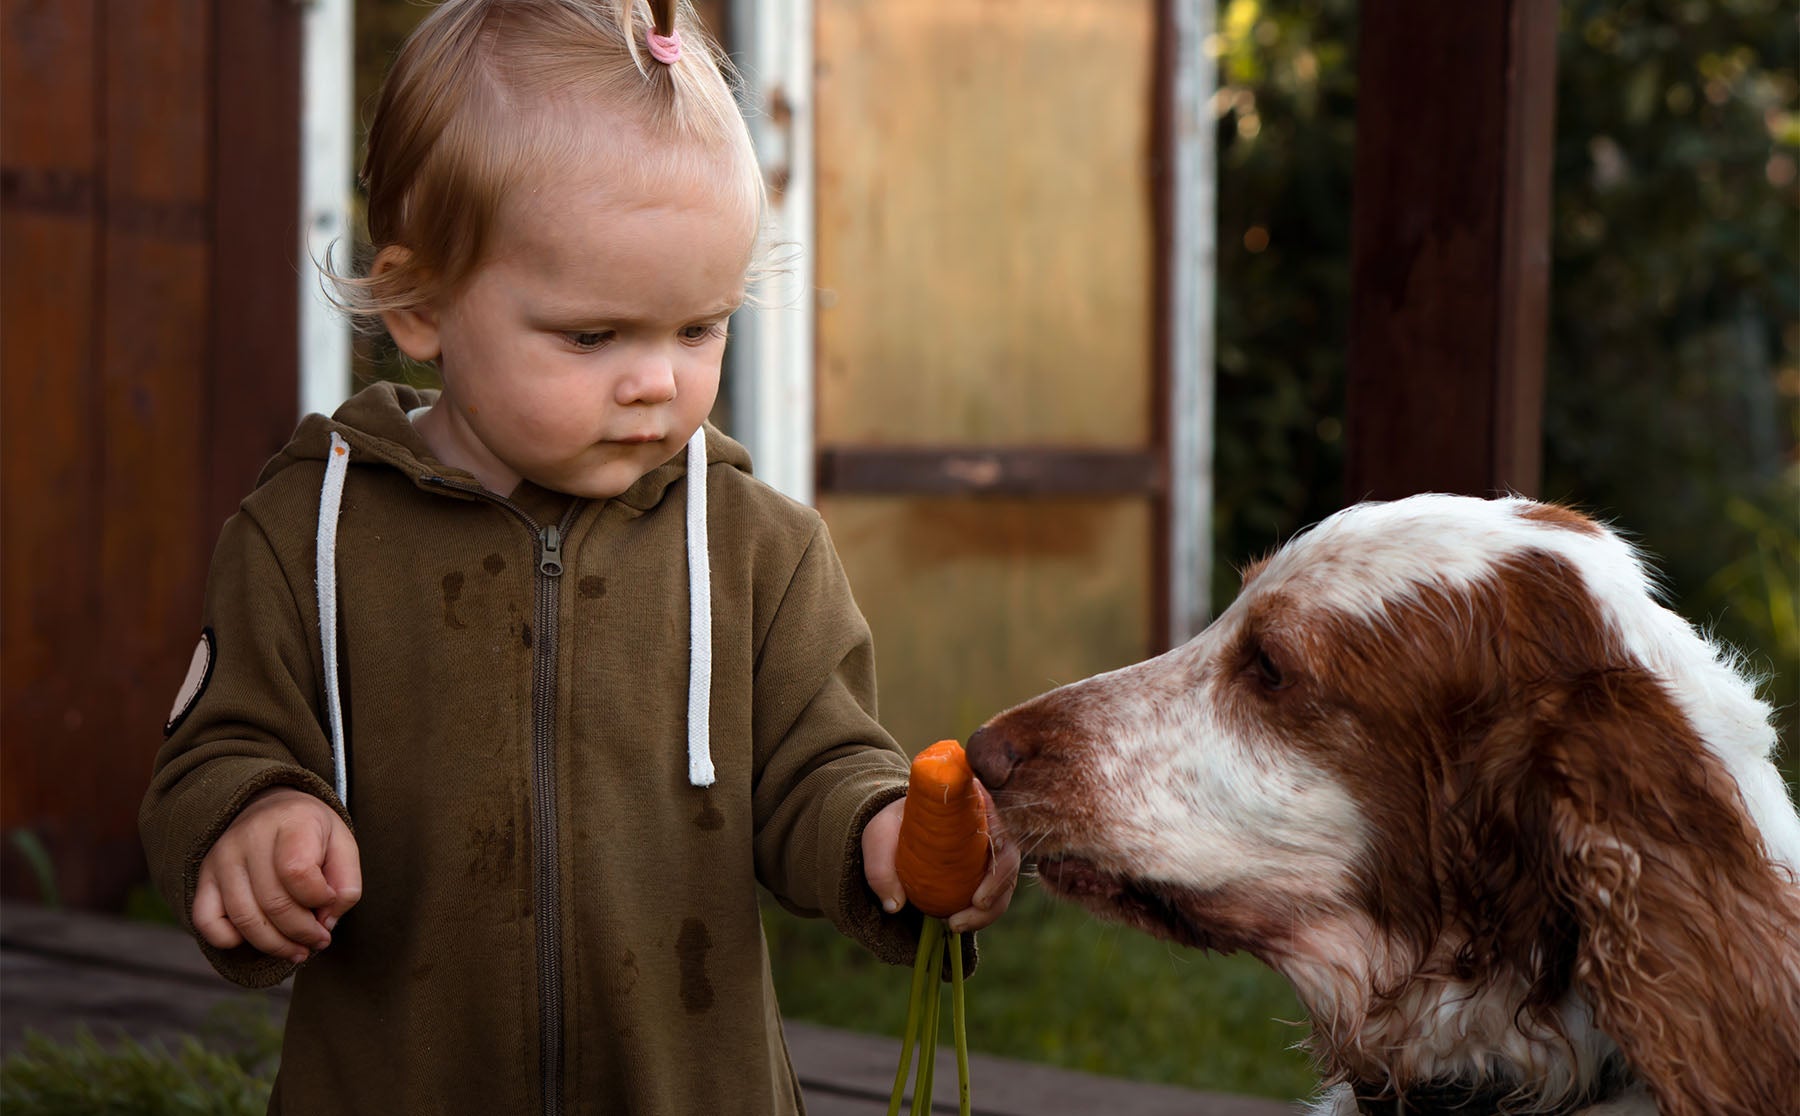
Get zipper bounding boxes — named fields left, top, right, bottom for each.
left=530, top=516, right=567, bottom=1116
left=423, top=476, right=577, bottom=1116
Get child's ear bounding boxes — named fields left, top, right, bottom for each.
left=371, top=246, right=441, bottom=362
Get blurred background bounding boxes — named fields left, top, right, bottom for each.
left=4, top=0, right=1795, bottom=1103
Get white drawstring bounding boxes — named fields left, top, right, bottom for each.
left=319, top=424, right=712, bottom=792
left=317, top=432, right=352, bottom=808
left=686, top=428, right=715, bottom=787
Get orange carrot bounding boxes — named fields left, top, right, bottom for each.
left=894, top=739, right=990, bottom=918
left=888, top=740, right=988, bottom=1116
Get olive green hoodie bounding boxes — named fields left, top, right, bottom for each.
left=140, top=382, right=937, bottom=1115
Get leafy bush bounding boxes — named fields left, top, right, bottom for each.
left=0, top=1030, right=274, bottom=1116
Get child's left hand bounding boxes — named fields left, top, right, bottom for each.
left=863, top=781, right=1020, bottom=933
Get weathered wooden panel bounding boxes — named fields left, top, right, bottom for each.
left=818, top=446, right=1160, bottom=497
left=814, top=0, right=1157, bottom=447
left=820, top=496, right=1152, bottom=753
left=86, top=0, right=214, bottom=906
left=2, top=0, right=105, bottom=892
left=1344, top=0, right=1556, bottom=501
left=0, top=0, right=269, bottom=909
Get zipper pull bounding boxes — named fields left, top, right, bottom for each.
left=538, top=524, right=565, bottom=577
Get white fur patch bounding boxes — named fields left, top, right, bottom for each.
left=164, top=629, right=215, bottom=736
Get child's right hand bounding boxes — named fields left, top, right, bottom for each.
left=192, top=787, right=362, bottom=965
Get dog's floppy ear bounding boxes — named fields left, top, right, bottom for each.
left=1523, top=669, right=1800, bottom=1116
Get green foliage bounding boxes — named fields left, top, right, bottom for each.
left=1211, top=0, right=1798, bottom=778
left=1212, top=0, right=1360, bottom=604
left=123, top=881, right=180, bottom=927
left=0, top=1029, right=274, bottom=1116
left=8, top=829, right=61, bottom=909
left=766, top=888, right=1319, bottom=1099
left=1545, top=0, right=1800, bottom=760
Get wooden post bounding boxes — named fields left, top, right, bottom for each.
left=1344, top=0, right=1557, bottom=502
left=213, top=0, right=304, bottom=535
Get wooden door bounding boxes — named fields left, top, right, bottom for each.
left=811, top=0, right=1174, bottom=752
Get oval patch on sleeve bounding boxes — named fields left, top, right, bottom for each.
left=164, top=628, right=216, bottom=737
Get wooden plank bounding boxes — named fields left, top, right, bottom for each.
left=787, top=1020, right=1299, bottom=1116
left=814, top=0, right=1157, bottom=447
left=212, top=0, right=303, bottom=535
left=817, top=446, right=1161, bottom=497
left=0, top=904, right=285, bottom=1055
left=1343, top=0, right=1557, bottom=502
left=1492, top=0, right=1557, bottom=500
left=0, top=0, right=105, bottom=899
left=820, top=496, right=1152, bottom=754
left=79, top=0, right=212, bottom=908
left=0, top=950, right=285, bottom=1056
left=2, top=903, right=234, bottom=986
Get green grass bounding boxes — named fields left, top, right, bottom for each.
left=766, top=885, right=1321, bottom=1100
left=8, top=893, right=1313, bottom=1108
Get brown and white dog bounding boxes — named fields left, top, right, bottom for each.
left=967, top=494, right=1800, bottom=1116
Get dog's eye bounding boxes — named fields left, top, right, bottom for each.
left=1255, top=648, right=1289, bottom=690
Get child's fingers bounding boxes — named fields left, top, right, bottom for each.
left=317, top=819, right=363, bottom=928
left=248, top=849, right=333, bottom=954
left=861, top=797, right=907, bottom=914
left=243, top=828, right=329, bottom=952
left=970, top=780, right=1019, bottom=907
left=946, top=782, right=1020, bottom=932
left=972, top=823, right=1021, bottom=911
left=272, top=821, right=338, bottom=914
left=191, top=870, right=243, bottom=950
left=219, top=861, right=314, bottom=964
left=948, top=860, right=1018, bottom=932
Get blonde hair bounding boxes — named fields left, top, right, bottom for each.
left=330, top=0, right=763, bottom=319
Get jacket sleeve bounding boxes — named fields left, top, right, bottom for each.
left=748, top=521, right=966, bottom=969
left=138, top=501, right=350, bottom=989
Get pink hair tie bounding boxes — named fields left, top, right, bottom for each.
left=647, top=27, right=682, bottom=66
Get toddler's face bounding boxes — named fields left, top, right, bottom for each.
left=408, top=149, right=753, bottom=499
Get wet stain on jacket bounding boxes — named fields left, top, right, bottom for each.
left=676, top=918, right=714, bottom=1013
left=694, top=794, right=724, bottom=832
left=482, top=553, right=506, bottom=575
left=578, top=576, right=606, bottom=600
left=520, top=623, right=534, bottom=649
left=467, top=817, right=516, bottom=886
left=442, top=571, right=467, bottom=630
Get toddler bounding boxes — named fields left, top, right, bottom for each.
left=139, top=2, right=1017, bottom=1112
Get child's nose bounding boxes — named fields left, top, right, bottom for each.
left=617, top=350, right=678, bottom=405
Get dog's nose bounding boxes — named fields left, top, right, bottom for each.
left=966, top=723, right=1025, bottom=790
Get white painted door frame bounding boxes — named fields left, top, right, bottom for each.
left=1169, top=0, right=1218, bottom=643
left=729, top=0, right=817, bottom=506
left=299, top=0, right=354, bottom=419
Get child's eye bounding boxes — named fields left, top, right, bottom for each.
left=566, top=330, right=614, bottom=351
left=681, top=321, right=728, bottom=344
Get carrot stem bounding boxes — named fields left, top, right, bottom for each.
left=951, top=930, right=969, bottom=1116
left=887, top=916, right=943, bottom=1116
left=912, top=930, right=944, bottom=1116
